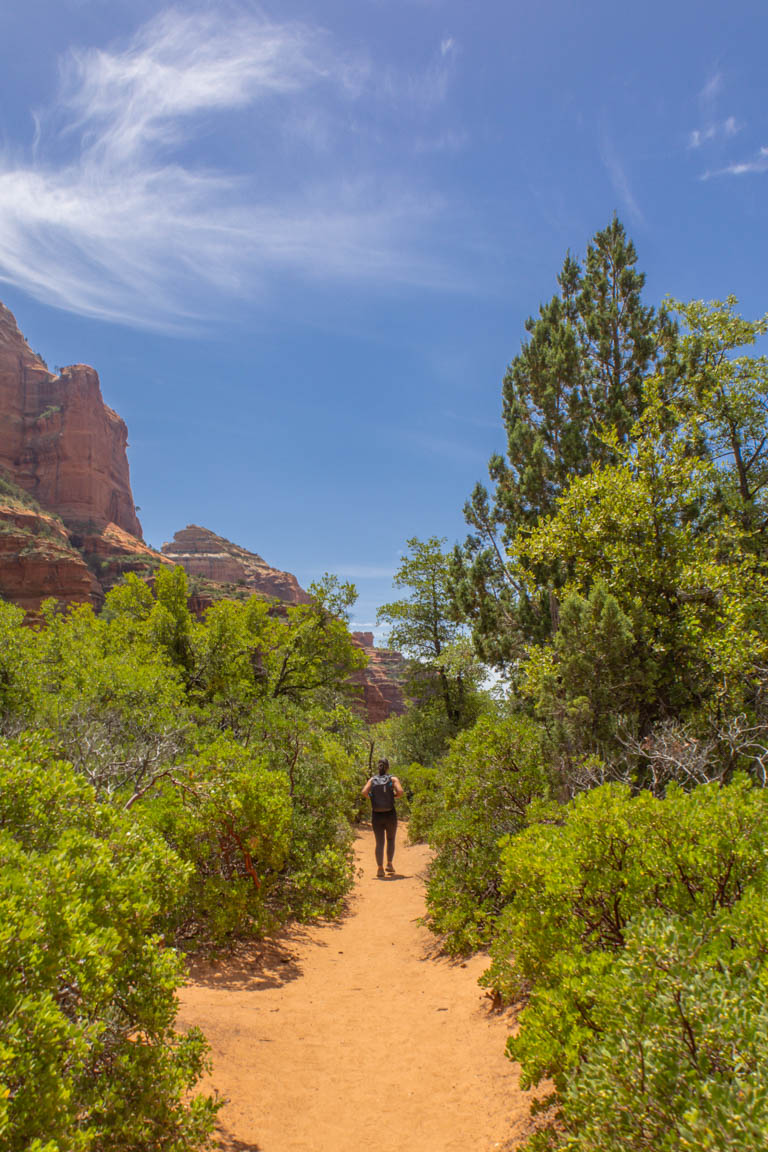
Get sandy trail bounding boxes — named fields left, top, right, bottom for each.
left=178, top=828, right=535, bottom=1152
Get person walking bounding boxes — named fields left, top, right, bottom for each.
left=362, top=758, right=404, bottom=878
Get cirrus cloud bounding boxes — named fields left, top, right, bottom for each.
left=0, top=7, right=459, bottom=329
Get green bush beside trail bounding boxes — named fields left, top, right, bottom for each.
left=0, top=740, right=218, bottom=1152
left=0, top=566, right=371, bottom=1149
left=487, top=779, right=768, bottom=1150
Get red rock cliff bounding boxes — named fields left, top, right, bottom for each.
left=0, top=302, right=141, bottom=536
left=162, top=525, right=312, bottom=606
left=350, top=631, right=407, bottom=723
left=0, top=300, right=166, bottom=617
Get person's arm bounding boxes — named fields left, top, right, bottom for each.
left=391, top=776, right=405, bottom=799
left=361, top=778, right=373, bottom=797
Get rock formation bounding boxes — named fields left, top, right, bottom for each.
left=0, top=300, right=167, bottom=616
left=0, top=303, right=141, bottom=535
left=0, top=499, right=101, bottom=615
left=349, top=631, right=408, bottom=723
left=161, top=525, right=312, bottom=606
left=0, top=299, right=407, bottom=721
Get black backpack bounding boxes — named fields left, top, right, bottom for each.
left=369, top=773, right=395, bottom=812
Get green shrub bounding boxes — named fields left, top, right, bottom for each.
left=485, top=777, right=768, bottom=1150
left=559, top=907, right=768, bottom=1151
left=147, top=736, right=293, bottom=941
left=0, top=739, right=218, bottom=1151
left=423, top=713, right=548, bottom=954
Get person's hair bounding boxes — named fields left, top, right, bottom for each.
left=377, top=758, right=390, bottom=775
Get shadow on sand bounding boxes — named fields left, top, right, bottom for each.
left=184, top=918, right=350, bottom=992
left=214, top=1128, right=263, bottom=1151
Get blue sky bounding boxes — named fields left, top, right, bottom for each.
left=1, top=1, right=767, bottom=639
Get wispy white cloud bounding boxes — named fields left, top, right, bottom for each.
left=702, top=145, right=768, bottom=180
left=600, top=135, right=644, bottom=226
left=688, top=71, right=741, bottom=163
left=0, top=8, right=459, bottom=329
left=689, top=116, right=740, bottom=150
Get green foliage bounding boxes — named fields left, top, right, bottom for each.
left=421, top=713, right=549, bottom=954
left=483, top=778, right=768, bottom=1149
left=453, top=218, right=675, bottom=664
left=0, top=738, right=218, bottom=1151
left=1, top=566, right=366, bottom=942
left=559, top=909, right=768, bottom=1151
left=514, top=301, right=768, bottom=782
left=148, top=736, right=293, bottom=939
left=0, top=599, right=40, bottom=725
left=378, top=537, right=488, bottom=764
left=378, top=536, right=463, bottom=663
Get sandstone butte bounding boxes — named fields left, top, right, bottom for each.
left=0, top=300, right=405, bottom=721
left=0, top=299, right=168, bottom=615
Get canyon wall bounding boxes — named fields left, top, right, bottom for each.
left=0, top=303, right=141, bottom=535
left=350, top=631, right=408, bottom=723
left=0, top=300, right=166, bottom=615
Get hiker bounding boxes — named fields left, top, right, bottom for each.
left=362, top=758, right=404, bottom=878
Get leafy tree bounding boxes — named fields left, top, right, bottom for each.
left=452, top=218, right=675, bottom=664
left=150, top=566, right=194, bottom=671
left=515, top=302, right=768, bottom=776
left=662, top=296, right=768, bottom=538
left=378, top=536, right=478, bottom=733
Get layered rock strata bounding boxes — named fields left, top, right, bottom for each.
left=161, top=525, right=312, bottom=606
left=349, top=631, right=407, bottom=723
left=0, top=301, right=166, bottom=615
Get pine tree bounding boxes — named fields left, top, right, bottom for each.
left=452, top=217, right=676, bottom=665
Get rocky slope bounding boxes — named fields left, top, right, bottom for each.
left=161, top=525, right=312, bottom=606
left=0, top=301, right=167, bottom=615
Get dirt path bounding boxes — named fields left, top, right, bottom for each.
left=177, top=828, right=536, bottom=1152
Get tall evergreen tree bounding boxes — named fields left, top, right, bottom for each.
left=451, top=217, right=676, bottom=664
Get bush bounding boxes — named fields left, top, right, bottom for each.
left=560, top=907, right=768, bottom=1151
left=484, top=776, right=768, bottom=1150
left=423, top=714, right=548, bottom=954
left=148, top=737, right=293, bottom=941
left=0, top=739, right=218, bottom=1151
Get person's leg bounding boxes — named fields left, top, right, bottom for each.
left=385, top=811, right=397, bottom=869
left=372, top=814, right=386, bottom=871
